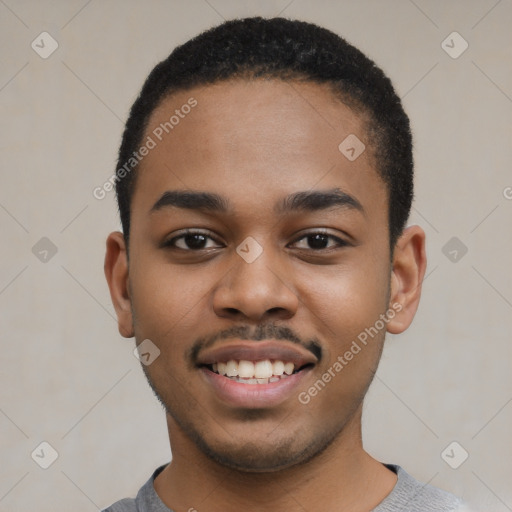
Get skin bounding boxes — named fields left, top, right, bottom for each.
left=105, top=79, right=426, bottom=512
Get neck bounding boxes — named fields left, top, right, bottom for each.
left=154, top=408, right=397, bottom=512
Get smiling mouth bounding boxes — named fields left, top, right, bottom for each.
left=202, top=359, right=314, bottom=385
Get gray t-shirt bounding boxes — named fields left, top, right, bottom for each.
left=103, top=464, right=464, bottom=512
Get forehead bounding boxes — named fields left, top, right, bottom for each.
left=133, top=79, right=386, bottom=217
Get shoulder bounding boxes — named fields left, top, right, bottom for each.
left=102, top=464, right=171, bottom=512
left=102, top=497, right=138, bottom=512
left=374, top=465, right=463, bottom=512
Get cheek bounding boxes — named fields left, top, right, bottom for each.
left=296, top=254, right=390, bottom=362
left=129, top=263, right=212, bottom=402
left=296, top=273, right=388, bottom=416
left=130, top=259, right=216, bottom=351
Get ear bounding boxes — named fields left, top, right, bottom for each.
left=387, top=225, right=427, bottom=334
left=104, top=231, right=134, bottom=338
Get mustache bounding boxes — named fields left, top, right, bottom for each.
left=189, top=323, right=322, bottom=363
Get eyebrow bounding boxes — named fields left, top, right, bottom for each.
left=151, top=190, right=230, bottom=213
left=150, top=187, right=364, bottom=215
left=276, top=188, right=364, bottom=215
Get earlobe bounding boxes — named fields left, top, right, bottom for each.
left=387, top=225, right=427, bottom=335
left=104, top=231, right=134, bottom=338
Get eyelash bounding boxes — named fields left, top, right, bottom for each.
left=290, top=232, right=348, bottom=251
left=163, top=230, right=223, bottom=250
left=163, top=230, right=348, bottom=252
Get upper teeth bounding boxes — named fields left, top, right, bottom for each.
left=213, top=360, right=295, bottom=379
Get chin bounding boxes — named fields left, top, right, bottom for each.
left=184, top=420, right=341, bottom=473
left=198, top=440, right=315, bottom=473
left=145, top=369, right=352, bottom=473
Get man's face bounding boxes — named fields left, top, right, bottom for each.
left=125, top=79, right=393, bottom=471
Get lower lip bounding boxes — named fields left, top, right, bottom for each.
left=200, top=367, right=313, bottom=408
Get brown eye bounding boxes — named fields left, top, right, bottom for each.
left=306, top=234, right=330, bottom=249
left=166, top=231, right=223, bottom=250
left=180, top=234, right=208, bottom=250
left=292, top=232, right=346, bottom=250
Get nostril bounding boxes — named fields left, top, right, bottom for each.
left=224, top=307, right=240, bottom=315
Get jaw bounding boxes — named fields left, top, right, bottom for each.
left=163, top=396, right=366, bottom=476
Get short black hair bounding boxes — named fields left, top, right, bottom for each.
left=115, top=16, right=413, bottom=248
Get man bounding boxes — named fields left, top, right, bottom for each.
left=103, top=17, right=465, bottom=511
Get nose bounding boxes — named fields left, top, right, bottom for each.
left=212, top=248, right=299, bottom=323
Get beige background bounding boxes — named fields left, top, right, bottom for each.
left=1, top=1, right=511, bottom=510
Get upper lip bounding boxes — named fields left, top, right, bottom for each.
left=196, top=340, right=318, bottom=369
